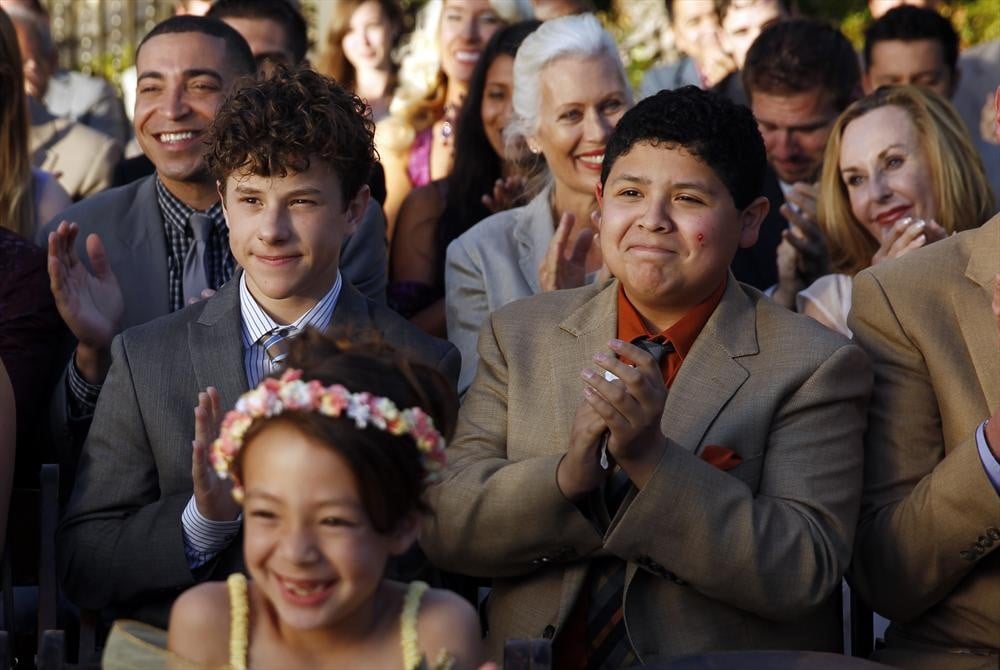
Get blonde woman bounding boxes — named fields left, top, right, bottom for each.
left=378, top=0, right=531, bottom=237
left=0, top=8, right=69, bottom=240
left=796, top=85, right=995, bottom=337
left=316, top=0, right=404, bottom=123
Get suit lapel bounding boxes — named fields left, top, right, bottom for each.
left=514, top=187, right=556, bottom=296
left=189, top=278, right=248, bottom=412
left=328, top=281, right=375, bottom=333
left=662, top=278, right=757, bottom=453
left=113, top=177, right=172, bottom=327
left=954, top=216, right=1000, bottom=411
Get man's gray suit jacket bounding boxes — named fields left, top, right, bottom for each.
left=55, top=277, right=459, bottom=627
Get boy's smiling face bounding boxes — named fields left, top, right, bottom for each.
left=596, top=140, right=766, bottom=330
left=222, top=159, right=369, bottom=324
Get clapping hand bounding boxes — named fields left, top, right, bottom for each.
left=871, top=217, right=947, bottom=266
left=47, top=220, right=124, bottom=383
left=538, top=212, right=596, bottom=292
left=779, top=183, right=830, bottom=286
left=191, top=387, right=240, bottom=522
left=985, top=275, right=1000, bottom=457
left=481, top=175, right=527, bottom=213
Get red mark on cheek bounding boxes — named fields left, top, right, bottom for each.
left=696, top=233, right=705, bottom=243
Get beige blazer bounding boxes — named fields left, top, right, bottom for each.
left=30, top=100, right=122, bottom=200
left=848, top=213, right=1000, bottom=670
left=423, top=277, right=872, bottom=663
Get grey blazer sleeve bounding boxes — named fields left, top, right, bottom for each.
left=444, top=234, right=489, bottom=396
left=56, top=334, right=196, bottom=610
left=340, top=200, right=388, bottom=304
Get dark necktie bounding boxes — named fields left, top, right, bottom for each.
left=586, top=337, right=673, bottom=670
left=183, top=213, right=212, bottom=304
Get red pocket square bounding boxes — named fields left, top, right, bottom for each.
left=700, top=445, right=742, bottom=471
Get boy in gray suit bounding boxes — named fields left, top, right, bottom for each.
left=56, top=66, right=458, bottom=628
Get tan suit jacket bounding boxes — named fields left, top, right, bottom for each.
left=30, top=100, right=122, bottom=200
left=423, top=277, right=872, bottom=663
left=848, top=214, right=1000, bottom=669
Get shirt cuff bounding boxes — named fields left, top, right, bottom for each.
left=975, top=420, right=1000, bottom=492
left=66, top=357, right=102, bottom=420
left=181, top=496, right=242, bottom=569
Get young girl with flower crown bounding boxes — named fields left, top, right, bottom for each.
left=162, top=329, right=482, bottom=670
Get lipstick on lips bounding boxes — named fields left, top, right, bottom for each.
left=874, top=205, right=911, bottom=227
left=577, top=149, right=604, bottom=172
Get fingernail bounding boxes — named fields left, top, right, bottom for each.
left=912, top=220, right=925, bottom=230
left=581, top=368, right=595, bottom=379
left=608, top=338, right=623, bottom=348
left=593, top=352, right=609, bottom=363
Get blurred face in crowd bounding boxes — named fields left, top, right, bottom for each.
left=221, top=16, right=297, bottom=74
left=11, top=15, right=51, bottom=99
left=481, top=53, right=514, bottom=158
left=342, top=0, right=396, bottom=73
left=868, top=0, right=940, bottom=20
left=752, top=87, right=839, bottom=184
left=530, top=0, right=589, bottom=21
left=671, top=0, right=724, bottom=64
left=134, top=32, right=241, bottom=190
left=175, top=0, right=213, bottom=16
left=838, top=105, right=937, bottom=242
left=438, top=0, right=505, bottom=85
left=720, top=0, right=787, bottom=68
left=596, top=141, right=764, bottom=327
left=530, top=54, right=628, bottom=199
left=864, top=39, right=956, bottom=99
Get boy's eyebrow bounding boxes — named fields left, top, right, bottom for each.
left=137, top=68, right=223, bottom=83
left=612, top=173, right=652, bottom=185
left=232, top=184, right=326, bottom=197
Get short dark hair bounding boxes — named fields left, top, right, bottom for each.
left=863, top=5, right=958, bottom=74
left=233, top=328, right=458, bottom=533
left=136, top=15, right=255, bottom=76
left=206, top=67, right=375, bottom=206
left=601, top=85, right=766, bottom=210
left=717, top=0, right=792, bottom=22
left=207, top=0, right=309, bottom=65
left=742, top=18, right=860, bottom=112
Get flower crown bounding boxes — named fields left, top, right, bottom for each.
left=210, top=369, right=447, bottom=502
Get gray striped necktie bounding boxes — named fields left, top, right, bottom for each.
left=259, top=326, right=299, bottom=368
left=183, top=213, right=213, bottom=304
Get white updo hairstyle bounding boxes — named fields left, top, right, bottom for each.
left=505, top=13, right=630, bottom=161
left=382, top=0, right=533, bottom=152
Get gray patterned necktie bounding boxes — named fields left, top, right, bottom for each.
left=259, top=326, right=299, bottom=368
left=182, top=213, right=212, bottom=304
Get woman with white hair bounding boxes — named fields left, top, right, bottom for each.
left=444, top=13, right=632, bottom=394
left=378, top=0, right=532, bottom=235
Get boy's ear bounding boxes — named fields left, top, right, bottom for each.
left=737, top=195, right=769, bottom=249
left=344, top=184, right=371, bottom=237
left=388, top=511, right=421, bottom=556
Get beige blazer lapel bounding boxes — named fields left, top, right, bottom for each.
left=953, top=215, right=1000, bottom=412
left=662, top=277, right=758, bottom=454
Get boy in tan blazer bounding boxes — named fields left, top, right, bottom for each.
left=422, top=86, right=872, bottom=664
left=848, top=87, right=1000, bottom=670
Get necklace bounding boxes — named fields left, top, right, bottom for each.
left=439, top=103, right=459, bottom=144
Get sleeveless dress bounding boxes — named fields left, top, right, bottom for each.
left=226, top=574, right=454, bottom=670
left=101, top=576, right=454, bottom=670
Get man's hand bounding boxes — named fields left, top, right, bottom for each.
left=581, top=339, right=668, bottom=489
left=557, top=392, right=613, bottom=502
left=779, top=183, right=830, bottom=286
left=481, top=175, right=527, bottom=213
left=191, top=387, right=241, bottom=522
left=187, top=288, right=216, bottom=305
left=871, top=218, right=947, bottom=266
left=539, top=212, right=595, bottom=292
left=48, top=221, right=124, bottom=384
left=987, top=274, right=1000, bottom=458
left=772, top=236, right=804, bottom=310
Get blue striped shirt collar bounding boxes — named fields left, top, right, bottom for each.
left=239, top=271, right=342, bottom=348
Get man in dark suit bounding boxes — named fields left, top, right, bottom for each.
left=736, top=19, right=860, bottom=296
left=42, top=15, right=388, bottom=455
left=55, top=65, right=458, bottom=627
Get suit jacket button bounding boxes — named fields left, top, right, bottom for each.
left=977, top=535, right=993, bottom=549
left=960, top=550, right=976, bottom=561
left=542, top=625, right=556, bottom=639
left=987, top=527, right=1000, bottom=541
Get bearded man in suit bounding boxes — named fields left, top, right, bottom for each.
left=848, top=86, right=1000, bottom=670
left=55, top=66, right=457, bottom=628
left=422, top=86, right=872, bottom=665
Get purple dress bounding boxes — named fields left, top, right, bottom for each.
left=406, top=126, right=434, bottom=188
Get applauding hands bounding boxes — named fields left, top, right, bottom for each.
left=47, top=221, right=124, bottom=384
left=558, top=339, right=667, bottom=500
left=191, top=387, right=240, bottom=522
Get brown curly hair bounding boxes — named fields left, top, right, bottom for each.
left=205, top=66, right=376, bottom=207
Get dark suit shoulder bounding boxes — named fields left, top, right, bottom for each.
left=365, top=298, right=455, bottom=361
left=117, top=294, right=211, bottom=350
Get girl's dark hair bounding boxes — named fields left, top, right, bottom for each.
left=434, top=20, right=542, bottom=286
left=233, top=328, right=458, bottom=534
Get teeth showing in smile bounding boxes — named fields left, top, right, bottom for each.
left=158, top=131, right=195, bottom=143
left=280, top=577, right=332, bottom=596
left=578, top=154, right=604, bottom=165
left=455, top=51, right=479, bottom=63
